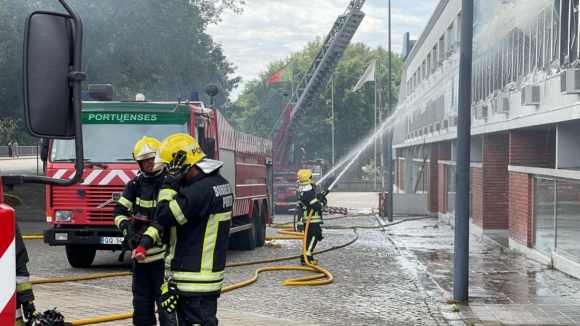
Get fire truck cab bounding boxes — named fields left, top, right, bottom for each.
left=43, top=86, right=273, bottom=268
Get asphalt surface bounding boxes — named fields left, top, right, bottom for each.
left=18, top=191, right=451, bottom=325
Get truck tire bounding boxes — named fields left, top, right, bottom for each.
left=230, top=206, right=258, bottom=250
left=65, top=245, right=97, bottom=268
left=256, top=202, right=267, bottom=247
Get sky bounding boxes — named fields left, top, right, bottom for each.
left=206, top=0, right=439, bottom=101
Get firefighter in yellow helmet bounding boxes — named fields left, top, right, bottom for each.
left=296, top=169, right=327, bottom=265
left=113, top=136, right=175, bottom=326
left=154, top=133, right=232, bottom=326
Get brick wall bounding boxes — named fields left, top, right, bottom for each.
left=509, top=172, right=533, bottom=247
left=481, top=134, right=510, bottom=229
left=428, top=144, right=438, bottom=213
left=438, top=164, right=446, bottom=213
left=471, top=167, right=484, bottom=228
left=509, top=130, right=556, bottom=165
left=437, top=142, right=451, bottom=214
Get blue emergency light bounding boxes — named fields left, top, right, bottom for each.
left=190, top=91, right=199, bottom=101
left=77, top=189, right=86, bottom=196
left=82, top=91, right=90, bottom=100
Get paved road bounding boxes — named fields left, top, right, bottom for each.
left=0, top=156, right=43, bottom=175
left=20, top=203, right=451, bottom=325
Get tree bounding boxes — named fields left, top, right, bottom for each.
left=0, top=0, right=244, bottom=144
left=232, top=41, right=404, bottom=169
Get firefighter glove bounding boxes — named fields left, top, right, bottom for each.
left=160, top=281, right=179, bottom=314
left=132, top=245, right=147, bottom=261
left=168, top=150, right=191, bottom=182
left=22, top=300, right=37, bottom=321
left=316, top=192, right=328, bottom=207
left=123, top=228, right=140, bottom=251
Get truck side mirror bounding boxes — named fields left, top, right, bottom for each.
left=23, top=11, right=77, bottom=139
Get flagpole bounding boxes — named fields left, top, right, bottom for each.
left=374, top=59, right=377, bottom=190
left=332, top=74, right=335, bottom=165
left=378, top=57, right=385, bottom=214
left=387, top=0, right=394, bottom=223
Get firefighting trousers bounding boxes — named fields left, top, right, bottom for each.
left=132, top=259, right=176, bottom=326
left=302, top=223, right=323, bottom=260
left=176, top=296, right=219, bottom=326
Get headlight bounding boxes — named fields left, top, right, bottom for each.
left=55, top=210, right=74, bottom=222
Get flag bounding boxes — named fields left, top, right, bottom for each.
left=352, top=60, right=376, bottom=92
left=266, top=62, right=293, bottom=87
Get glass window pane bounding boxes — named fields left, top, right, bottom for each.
left=556, top=181, right=580, bottom=258
left=51, top=123, right=189, bottom=163
left=447, top=165, right=456, bottom=214
left=533, top=178, right=555, bottom=253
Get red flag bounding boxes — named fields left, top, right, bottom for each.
left=266, top=62, right=293, bottom=87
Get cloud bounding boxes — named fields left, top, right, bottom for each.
left=207, top=0, right=438, bottom=100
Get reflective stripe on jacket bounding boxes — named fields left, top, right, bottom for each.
left=297, top=185, right=323, bottom=224
left=113, top=170, right=167, bottom=263
left=157, top=171, right=233, bottom=297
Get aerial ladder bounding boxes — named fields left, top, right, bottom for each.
left=271, top=0, right=366, bottom=210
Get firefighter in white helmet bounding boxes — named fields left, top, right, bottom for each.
left=113, top=136, right=175, bottom=326
left=155, top=133, right=232, bottom=326
left=296, top=169, right=327, bottom=265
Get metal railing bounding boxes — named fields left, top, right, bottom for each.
left=0, top=146, right=40, bottom=157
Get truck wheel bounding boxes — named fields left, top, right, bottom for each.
left=256, top=202, right=267, bottom=247
left=231, top=206, right=258, bottom=250
left=65, top=245, right=97, bottom=268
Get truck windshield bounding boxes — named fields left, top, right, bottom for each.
left=51, top=117, right=190, bottom=163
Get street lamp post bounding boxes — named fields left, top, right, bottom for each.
left=454, top=0, right=474, bottom=301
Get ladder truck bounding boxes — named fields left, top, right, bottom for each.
left=272, top=0, right=366, bottom=213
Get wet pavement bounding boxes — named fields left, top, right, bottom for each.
left=17, top=191, right=580, bottom=325
left=385, top=216, right=580, bottom=325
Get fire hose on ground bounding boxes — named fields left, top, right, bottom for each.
left=24, top=213, right=435, bottom=325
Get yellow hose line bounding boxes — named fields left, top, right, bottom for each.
left=32, top=271, right=132, bottom=284
left=277, top=229, right=304, bottom=236
left=70, top=312, right=134, bottom=325
left=265, top=235, right=303, bottom=240
left=22, top=235, right=43, bottom=239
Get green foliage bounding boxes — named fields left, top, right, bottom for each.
left=232, top=40, right=404, bottom=168
left=362, top=159, right=379, bottom=181
left=0, top=0, right=243, bottom=145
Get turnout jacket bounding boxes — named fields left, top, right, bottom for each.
left=114, top=170, right=167, bottom=263
left=156, top=170, right=233, bottom=297
left=296, top=184, right=324, bottom=224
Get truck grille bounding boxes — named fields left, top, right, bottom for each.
left=52, top=185, right=125, bottom=222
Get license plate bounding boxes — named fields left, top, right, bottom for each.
left=100, top=237, right=124, bottom=245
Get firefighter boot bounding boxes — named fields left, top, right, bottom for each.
left=300, top=255, right=318, bottom=266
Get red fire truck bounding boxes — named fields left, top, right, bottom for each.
left=42, top=85, right=273, bottom=268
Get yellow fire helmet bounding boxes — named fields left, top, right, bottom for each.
left=133, top=136, right=161, bottom=161
left=154, top=133, right=224, bottom=174
left=297, top=169, right=314, bottom=185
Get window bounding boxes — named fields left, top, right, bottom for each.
left=51, top=119, right=189, bottom=163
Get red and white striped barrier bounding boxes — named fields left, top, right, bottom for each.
left=0, top=200, right=16, bottom=325
left=324, top=206, right=348, bottom=215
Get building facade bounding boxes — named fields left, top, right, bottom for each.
left=393, top=0, right=580, bottom=277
